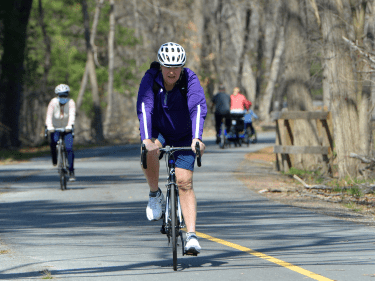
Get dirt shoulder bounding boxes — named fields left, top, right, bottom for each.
left=236, top=146, right=375, bottom=227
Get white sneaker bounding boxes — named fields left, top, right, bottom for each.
left=69, top=171, right=76, bottom=182
left=146, top=190, right=164, bottom=221
left=185, top=233, right=201, bottom=255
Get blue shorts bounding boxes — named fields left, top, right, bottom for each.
left=157, top=134, right=196, bottom=171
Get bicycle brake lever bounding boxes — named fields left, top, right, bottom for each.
left=195, top=142, right=201, bottom=167
left=141, top=143, right=148, bottom=169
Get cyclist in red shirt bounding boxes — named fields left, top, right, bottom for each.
left=230, top=86, right=252, bottom=112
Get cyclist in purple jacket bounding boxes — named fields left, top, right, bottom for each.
left=137, top=42, right=207, bottom=254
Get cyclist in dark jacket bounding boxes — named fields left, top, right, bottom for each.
left=211, top=84, right=231, bottom=143
left=137, top=42, right=207, bottom=255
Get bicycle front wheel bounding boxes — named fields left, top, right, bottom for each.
left=60, top=147, right=67, bottom=190
left=170, top=184, right=178, bottom=271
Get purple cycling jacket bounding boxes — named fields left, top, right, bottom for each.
left=137, top=67, right=207, bottom=143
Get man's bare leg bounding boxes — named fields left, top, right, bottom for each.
left=141, top=139, right=162, bottom=192
left=175, top=167, right=196, bottom=232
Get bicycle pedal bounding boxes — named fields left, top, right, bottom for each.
left=160, top=225, right=167, bottom=234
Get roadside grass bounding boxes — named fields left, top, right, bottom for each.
left=0, top=145, right=50, bottom=164
left=40, top=269, right=53, bottom=279
left=343, top=202, right=363, bottom=212
left=285, top=167, right=375, bottom=212
left=286, top=167, right=374, bottom=194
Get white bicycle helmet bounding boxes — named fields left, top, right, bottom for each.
left=55, top=84, right=70, bottom=95
left=55, top=84, right=70, bottom=105
left=157, top=42, right=186, bottom=67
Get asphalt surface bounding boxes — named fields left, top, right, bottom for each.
left=0, top=132, right=374, bottom=281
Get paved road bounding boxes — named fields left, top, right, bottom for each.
left=0, top=132, right=374, bottom=281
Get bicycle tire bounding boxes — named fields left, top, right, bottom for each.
left=246, top=127, right=251, bottom=147
left=63, top=150, right=68, bottom=189
left=170, top=184, right=178, bottom=271
left=57, top=144, right=63, bottom=190
left=60, top=146, right=67, bottom=190
left=60, top=171, right=67, bottom=190
left=252, top=131, right=258, bottom=144
left=220, top=122, right=225, bottom=149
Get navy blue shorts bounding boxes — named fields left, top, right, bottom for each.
left=157, top=134, right=196, bottom=171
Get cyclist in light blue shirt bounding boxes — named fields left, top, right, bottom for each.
left=244, top=109, right=258, bottom=136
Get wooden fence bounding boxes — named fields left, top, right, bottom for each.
left=272, top=111, right=334, bottom=174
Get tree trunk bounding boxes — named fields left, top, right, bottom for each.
left=237, top=8, right=251, bottom=88
left=77, top=0, right=104, bottom=111
left=351, top=1, right=371, bottom=156
left=185, top=0, right=204, bottom=74
left=255, top=0, right=280, bottom=109
left=284, top=0, right=320, bottom=170
left=320, top=1, right=360, bottom=177
left=104, top=0, right=115, bottom=137
left=258, top=25, right=285, bottom=122
left=34, top=0, right=51, bottom=145
left=0, top=0, right=33, bottom=148
left=82, top=0, right=104, bottom=143
left=132, top=0, right=139, bottom=67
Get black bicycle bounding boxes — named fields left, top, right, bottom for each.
left=45, top=126, right=74, bottom=190
left=141, top=142, right=201, bottom=271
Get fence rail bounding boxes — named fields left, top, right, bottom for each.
left=272, top=110, right=334, bottom=174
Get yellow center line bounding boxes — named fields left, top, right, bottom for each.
left=195, top=231, right=334, bottom=281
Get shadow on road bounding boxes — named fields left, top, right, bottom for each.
left=0, top=196, right=372, bottom=278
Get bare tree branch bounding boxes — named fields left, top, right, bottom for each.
left=349, top=152, right=375, bottom=164
left=308, top=0, right=321, bottom=29
left=342, top=36, right=375, bottom=64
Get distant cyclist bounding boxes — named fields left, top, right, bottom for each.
left=45, top=84, right=76, bottom=181
left=137, top=42, right=207, bottom=255
left=230, top=86, right=252, bottom=113
left=244, top=108, right=258, bottom=136
left=211, top=84, right=231, bottom=144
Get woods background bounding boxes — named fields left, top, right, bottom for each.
left=1, top=0, right=375, bottom=179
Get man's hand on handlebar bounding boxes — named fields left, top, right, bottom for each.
left=191, top=138, right=205, bottom=156
left=142, top=139, right=161, bottom=157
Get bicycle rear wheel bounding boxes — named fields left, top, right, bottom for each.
left=245, top=127, right=251, bottom=147
left=170, top=184, right=178, bottom=271
left=220, top=122, right=226, bottom=149
left=252, top=130, right=258, bottom=143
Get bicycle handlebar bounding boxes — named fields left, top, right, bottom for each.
left=141, top=142, right=202, bottom=169
left=44, top=125, right=75, bottom=139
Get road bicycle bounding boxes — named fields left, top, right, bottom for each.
left=141, top=142, right=202, bottom=271
left=45, top=126, right=74, bottom=190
